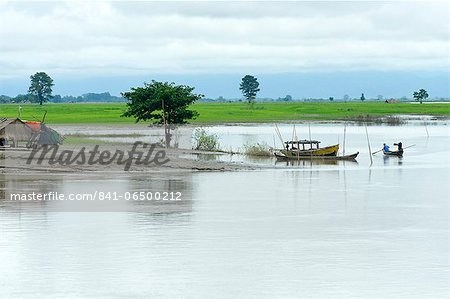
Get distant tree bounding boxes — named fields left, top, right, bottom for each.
left=343, top=94, right=350, bottom=102
left=329, top=97, right=334, bottom=102
left=122, top=80, right=203, bottom=147
left=14, top=94, right=35, bottom=103
left=82, top=92, right=123, bottom=102
left=52, top=95, right=62, bottom=103
left=377, top=95, right=384, bottom=101
left=360, top=93, right=366, bottom=101
left=239, top=75, right=260, bottom=107
left=0, top=95, right=11, bottom=103
left=28, top=72, right=54, bottom=105
left=413, top=89, right=428, bottom=104
left=285, top=95, right=292, bottom=101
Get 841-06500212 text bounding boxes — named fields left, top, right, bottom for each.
left=9, top=191, right=183, bottom=201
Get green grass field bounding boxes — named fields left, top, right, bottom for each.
left=0, top=102, right=448, bottom=124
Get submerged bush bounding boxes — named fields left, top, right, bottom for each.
left=383, top=116, right=405, bottom=125
left=192, top=128, right=220, bottom=151
left=350, top=114, right=405, bottom=125
left=243, top=142, right=272, bottom=157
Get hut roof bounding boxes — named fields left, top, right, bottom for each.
left=285, top=140, right=321, bottom=145
left=0, top=118, right=33, bottom=141
left=0, top=118, right=24, bottom=130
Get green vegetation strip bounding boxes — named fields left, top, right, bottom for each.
left=0, top=102, right=448, bottom=124
left=63, top=136, right=111, bottom=145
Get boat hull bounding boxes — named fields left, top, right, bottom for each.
left=383, top=150, right=403, bottom=157
left=275, top=151, right=358, bottom=161
left=280, top=144, right=339, bottom=158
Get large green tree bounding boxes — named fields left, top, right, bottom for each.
left=413, top=89, right=429, bottom=104
left=28, top=72, right=54, bottom=105
left=239, top=75, right=260, bottom=107
left=122, top=80, right=202, bottom=147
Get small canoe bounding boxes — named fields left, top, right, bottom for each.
left=275, top=151, right=359, bottom=161
left=383, top=150, right=403, bottom=157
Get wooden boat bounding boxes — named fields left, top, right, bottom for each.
left=280, top=140, right=339, bottom=158
left=383, top=150, right=403, bottom=157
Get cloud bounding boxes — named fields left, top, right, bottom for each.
left=0, top=1, right=449, bottom=79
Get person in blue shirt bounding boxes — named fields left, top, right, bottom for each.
left=383, top=143, right=390, bottom=152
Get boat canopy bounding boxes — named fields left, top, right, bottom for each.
left=284, top=140, right=321, bottom=144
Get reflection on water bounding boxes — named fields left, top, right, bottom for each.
left=0, top=123, right=449, bottom=298
left=0, top=173, right=194, bottom=213
left=383, top=155, right=404, bottom=166
left=184, top=153, right=360, bottom=168
left=274, top=157, right=359, bottom=167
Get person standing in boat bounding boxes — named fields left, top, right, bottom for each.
left=394, top=142, right=403, bottom=152
left=383, top=143, right=390, bottom=152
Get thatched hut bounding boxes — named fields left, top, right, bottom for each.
left=0, top=118, right=34, bottom=147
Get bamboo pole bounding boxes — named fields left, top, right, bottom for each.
left=343, top=124, right=347, bottom=156
left=161, top=99, right=168, bottom=148
left=308, top=122, right=312, bottom=140
left=372, top=148, right=383, bottom=155
left=365, top=125, right=373, bottom=165
left=424, top=120, right=429, bottom=137
left=403, top=144, right=416, bottom=150
left=294, top=125, right=300, bottom=162
left=274, top=126, right=280, bottom=142
left=338, top=135, right=340, bottom=155
left=308, top=122, right=312, bottom=150
left=274, top=124, right=285, bottom=147
left=275, top=125, right=282, bottom=146
left=291, top=125, right=295, bottom=143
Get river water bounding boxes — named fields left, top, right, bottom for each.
left=1, top=122, right=449, bottom=298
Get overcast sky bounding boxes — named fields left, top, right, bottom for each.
left=0, top=1, right=449, bottom=98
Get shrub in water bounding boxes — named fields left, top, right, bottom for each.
left=193, top=128, right=220, bottom=151
left=243, top=142, right=272, bottom=157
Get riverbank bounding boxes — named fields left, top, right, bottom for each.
left=0, top=102, right=448, bottom=124
left=0, top=143, right=255, bottom=174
